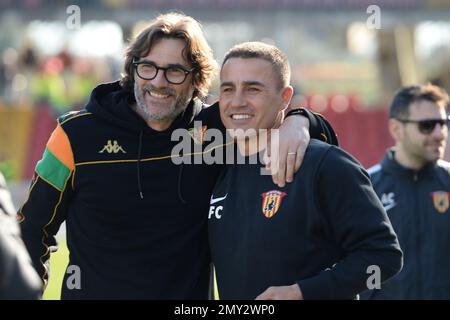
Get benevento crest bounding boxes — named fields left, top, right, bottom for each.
left=261, top=190, right=287, bottom=218
left=430, top=191, right=450, bottom=213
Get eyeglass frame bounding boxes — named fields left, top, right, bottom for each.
left=132, top=58, right=195, bottom=85
left=395, top=116, right=450, bottom=134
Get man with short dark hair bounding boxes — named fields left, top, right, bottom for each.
left=362, top=84, right=450, bottom=299
left=208, top=42, right=402, bottom=300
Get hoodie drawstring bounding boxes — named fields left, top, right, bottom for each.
left=177, top=164, right=187, bottom=204
left=137, top=129, right=144, bottom=199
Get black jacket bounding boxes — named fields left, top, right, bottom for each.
left=361, top=149, right=450, bottom=299
left=209, top=140, right=403, bottom=299
left=19, top=81, right=337, bottom=299
left=0, top=172, right=42, bottom=299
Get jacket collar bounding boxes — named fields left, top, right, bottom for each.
left=382, top=148, right=438, bottom=180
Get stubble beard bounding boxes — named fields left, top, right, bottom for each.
left=134, top=82, right=191, bottom=124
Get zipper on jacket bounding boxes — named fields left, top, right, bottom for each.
left=177, top=164, right=187, bottom=204
left=412, top=170, right=422, bottom=297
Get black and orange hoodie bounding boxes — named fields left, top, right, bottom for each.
left=19, top=81, right=337, bottom=299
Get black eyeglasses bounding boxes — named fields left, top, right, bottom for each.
left=133, top=58, right=194, bottom=85
left=396, top=116, right=450, bottom=134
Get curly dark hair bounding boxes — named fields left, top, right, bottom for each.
left=120, top=13, right=217, bottom=100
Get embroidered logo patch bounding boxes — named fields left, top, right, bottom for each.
left=98, top=140, right=126, bottom=154
left=430, top=191, right=450, bottom=213
left=381, top=192, right=396, bottom=212
left=261, top=190, right=287, bottom=218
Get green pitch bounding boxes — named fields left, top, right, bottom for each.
left=43, top=241, right=69, bottom=300
left=42, top=241, right=219, bottom=300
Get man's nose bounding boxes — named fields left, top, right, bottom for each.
left=230, top=91, right=246, bottom=108
left=151, top=69, right=169, bottom=88
left=432, top=122, right=448, bottom=139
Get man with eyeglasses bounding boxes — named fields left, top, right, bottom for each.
left=361, top=84, right=450, bottom=299
left=18, top=13, right=337, bottom=299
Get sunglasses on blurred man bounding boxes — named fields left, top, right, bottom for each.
left=396, top=116, right=450, bottom=135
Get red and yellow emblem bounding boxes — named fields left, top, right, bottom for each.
left=430, top=191, right=450, bottom=213
left=261, top=190, right=287, bottom=218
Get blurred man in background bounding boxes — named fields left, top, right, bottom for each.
left=18, top=13, right=337, bottom=299
left=0, top=171, right=42, bottom=299
left=362, top=84, right=450, bottom=299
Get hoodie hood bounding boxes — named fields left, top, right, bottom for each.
left=85, top=81, right=202, bottom=134
left=84, top=81, right=203, bottom=200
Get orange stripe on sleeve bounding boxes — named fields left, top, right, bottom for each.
left=46, top=124, right=75, bottom=171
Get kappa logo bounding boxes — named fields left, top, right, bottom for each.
left=381, top=192, right=396, bottom=212
left=430, top=191, right=450, bottom=213
left=98, top=140, right=126, bottom=154
left=261, top=190, right=287, bottom=218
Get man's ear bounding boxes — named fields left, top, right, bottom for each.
left=389, top=118, right=403, bottom=141
left=281, top=85, right=294, bottom=111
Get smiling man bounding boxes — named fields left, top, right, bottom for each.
left=132, top=38, right=196, bottom=130
left=18, top=13, right=338, bottom=299
left=208, top=42, right=403, bottom=300
left=362, top=84, right=450, bottom=299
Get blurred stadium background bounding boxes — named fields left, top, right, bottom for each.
left=1, top=0, right=450, bottom=299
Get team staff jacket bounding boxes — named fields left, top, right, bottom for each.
left=208, top=140, right=403, bottom=300
left=361, top=149, right=450, bottom=299
left=19, top=81, right=337, bottom=299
